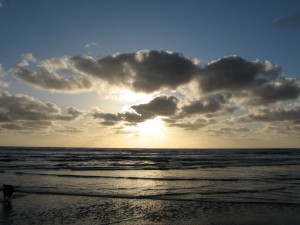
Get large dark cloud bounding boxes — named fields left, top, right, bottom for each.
left=198, top=56, right=281, bottom=93
left=93, top=95, right=179, bottom=126
left=196, top=55, right=300, bottom=106
left=275, top=11, right=300, bottom=30
left=72, top=50, right=199, bottom=93
left=0, top=92, right=82, bottom=131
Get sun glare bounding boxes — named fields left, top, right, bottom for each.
left=137, top=118, right=164, bottom=136
left=115, top=90, right=153, bottom=104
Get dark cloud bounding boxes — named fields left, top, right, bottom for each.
left=249, top=78, right=300, bottom=104
left=72, top=54, right=133, bottom=87
left=132, top=95, right=179, bottom=117
left=92, top=111, right=151, bottom=126
left=239, top=106, right=300, bottom=123
left=198, top=56, right=281, bottom=93
left=0, top=92, right=82, bottom=131
left=196, top=55, right=300, bottom=106
left=181, top=93, right=232, bottom=115
left=13, top=65, right=93, bottom=92
left=59, top=107, right=83, bottom=121
left=93, top=95, right=179, bottom=126
left=167, top=118, right=208, bottom=130
left=1, top=121, right=54, bottom=131
left=275, top=12, right=300, bottom=30
left=72, top=50, right=199, bottom=93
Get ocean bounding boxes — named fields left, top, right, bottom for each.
left=1, top=147, right=300, bottom=225
left=1, top=147, right=300, bottom=204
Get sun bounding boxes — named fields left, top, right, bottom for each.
left=137, top=117, right=164, bottom=136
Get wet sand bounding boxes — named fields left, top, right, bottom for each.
left=1, top=193, right=300, bottom=225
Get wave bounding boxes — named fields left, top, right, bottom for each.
left=14, top=171, right=300, bottom=182
left=1, top=162, right=299, bottom=172
left=15, top=172, right=241, bottom=181
left=12, top=188, right=300, bottom=205
left=1, top=147, right=300, bottom=171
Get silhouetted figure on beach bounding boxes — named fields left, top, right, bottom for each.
left=3, top=184, right=14, bottom=201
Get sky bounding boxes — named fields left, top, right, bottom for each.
left=0, top=0, right=300, bottom=148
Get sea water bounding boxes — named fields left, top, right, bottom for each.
left=0, top=147, right=300, bottom=205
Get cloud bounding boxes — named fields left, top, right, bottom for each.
left=92, top=111, right=149, bottom=126
left=13, top=66, right=93, bottom=92
left=9, top=51, right=300, bottom=135
left=72, top=50, right=199, bottom=93
left=132, top=95, right=179, bottom=117
left=208, top=127, right=250, bottom=136
left=18, top=53, right=37, bottom=67
left=93, top=95, right=179, bottom=126
left=264, top=123, right=300, bottom=137
left=0, top=0, right=3, bottom=8
left=1, top=121, right=54, bottom=131
left=196, top=55, right=300, bottom=106
left=248, top=77, right=300, bottom=104
left=56, top=126, right=83, bottom=133
left=198, top=56, right=281, bottom=93
left=239, top=105, right=300, bottom=123
left=12, top=51, right=298, bottom=109
left=12, top=56, right=94, bottom=92
left=275, top=11, right=300, bottom=30
left=0, top=64, right=8, bottom=88
left=181, top=93, right=233, bottom=115
left=0, top=92, right=83, bottom=131
left=84, top=42, right=99, bottom=49
left=167, top=118, right=208, bottom=130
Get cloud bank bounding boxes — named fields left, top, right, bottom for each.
left=7, top=50, right=300, bottom=137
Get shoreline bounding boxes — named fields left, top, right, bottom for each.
left=1, top=193, right=300, bottom=225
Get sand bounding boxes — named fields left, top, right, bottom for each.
left=1, top=193, right=300, bottom=225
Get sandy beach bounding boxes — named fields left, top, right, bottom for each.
left=1, top=193, right=300, bottom=225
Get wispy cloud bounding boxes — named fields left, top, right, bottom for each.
left=275, top=11, right=300, bottom=30
left=0, top=64, right=8, bottom=88
left=0, top=0, right=3, bottom=8
left=84, top=42, right=99, bottom=49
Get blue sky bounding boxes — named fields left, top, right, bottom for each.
left=0, top=0, right=300, bottom=147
